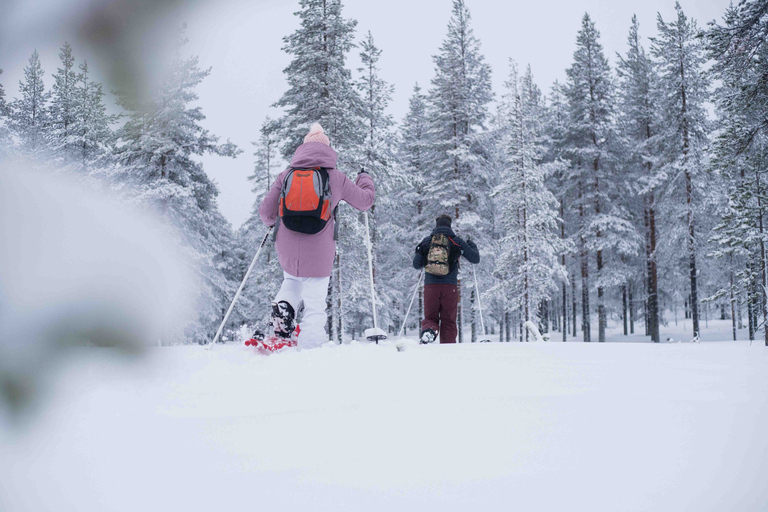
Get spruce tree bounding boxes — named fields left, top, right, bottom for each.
left=275, top=0, right=364, bottom=160
left=399, top=83, right=431, bottom=327
left=351, top=31, right=399, bottom=334
left=238, top=117, right=283, bottom=334
left=494, top=62, right=568, bottom=341
left=427, top=0, right=493, bottom=342
left=545, top=80, right=574, bottom=341
left=114, top=28, right=242, bottom=343
left=617, top=16, right=662, bottom=342
left=651, top=2, right=711, bottom=339
left=564, top=14, right=610, bottom=343
left=0, top=69, right=11, bottom=156
left=427, top=0, right=493, bottom=225
left=10, top=50, right=51, bottom=157
left=72, top=61, right=115, bottom=172
left=564, top=14, right=637, bottom=343
left=708, top=0, right=768, bottom=345
left=49, top=42, right=79, bottom=164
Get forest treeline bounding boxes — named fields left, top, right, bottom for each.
left=1, top=0, right=767, bottom=345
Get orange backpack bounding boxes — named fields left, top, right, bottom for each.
left=278, top=167, right=334, bottom=234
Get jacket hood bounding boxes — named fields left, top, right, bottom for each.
left=431, top=225, right=456, bottom=238
left=290, top=142, right=338, bottom=169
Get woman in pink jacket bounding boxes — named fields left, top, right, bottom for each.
left=256, top=123, right=375, bottom=350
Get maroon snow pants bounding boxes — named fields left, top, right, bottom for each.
left=422, top=283, right=459, bottom=344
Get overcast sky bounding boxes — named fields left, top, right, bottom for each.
left=1, top=0, right=730, bottom=228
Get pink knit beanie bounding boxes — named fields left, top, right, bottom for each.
left=304, top=123, right=330, bottom=146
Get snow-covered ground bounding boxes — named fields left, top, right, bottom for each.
left=1, top=336, right=767, bottom=512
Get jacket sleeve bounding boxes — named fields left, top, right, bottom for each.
left=341, top=172, right=375, bottom=212
left=412, top=236, right=431, bottom=269
left=452, top=236, right=480, bottom=264
left=259, top=169, right=288, bottom=227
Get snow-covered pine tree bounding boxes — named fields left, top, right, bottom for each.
left=274, top=0, right=365, bottom=342
left=352, top=31, right=402, bottom=335
left=399, top=83, right=431, bottom=327
left=426, top=0, right=493, bottom=342
left=275, top=0, right=364, bottom=159
left=0, top=69, right=11, bottom=157
left=237, top=117, right=283, bottom=334
left=494, top=61, right=568, bottom=342
left=616, top=15, right=662, bottom=342
left=9, top=50, right=52, bottom=158
left=49, top=42, right=79, bottom=166
left=564, top=14, right=638, bottom=343
left=400, top=84, right=430, bottom=230
left=545, top=80, right=577, bottom=341
left=71, top=61, right=116, bottom=173
left=651, top=2, right=711, bottom=339
left=567, top=14, right=613, bottom=342
left=114, top=27, right=242, bottom=343
left=708, top=0, right=768, bottom=345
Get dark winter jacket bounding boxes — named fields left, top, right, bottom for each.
left=412, top=226, right=480, bottom=285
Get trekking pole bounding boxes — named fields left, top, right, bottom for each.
left=472, top=266, right=487, bottom=337
left=363, top=210, right=386, bottom=342
left=397, top=270, right=424, bottom=339
left=208, top=227, right=272, bottom=348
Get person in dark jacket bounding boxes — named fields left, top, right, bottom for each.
left=412, top=214, right=480, bottom=344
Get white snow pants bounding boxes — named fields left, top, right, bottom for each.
left=274, top=271, right=329, bottom=350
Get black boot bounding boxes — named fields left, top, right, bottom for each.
left=419, top=328, right=437, bottom=344
left=271, top=301, right=296, bottom=339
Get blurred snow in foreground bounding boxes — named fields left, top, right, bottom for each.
left=0, top=163, right=192, bottom=417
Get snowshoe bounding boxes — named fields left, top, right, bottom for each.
left=244, top=330, right=265, bottom=347
left=419, top=328, right=437, bottom=345
left=245, top=301, right=299, bottom=352
left=246, top=325, right=301, bottom=352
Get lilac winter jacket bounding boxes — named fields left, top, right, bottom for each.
left=259, top=142, right=375, bottom=278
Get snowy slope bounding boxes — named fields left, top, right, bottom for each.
left=1, top=340, right=767, bottom=512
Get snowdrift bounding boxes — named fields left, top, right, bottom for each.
left=1, top=340, right=767, bottom=511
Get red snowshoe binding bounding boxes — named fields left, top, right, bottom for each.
left=245, top=301, right=299, bottom=352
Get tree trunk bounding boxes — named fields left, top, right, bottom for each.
left=748, top=263, right=756, bottom=341
left=756, top=167, right=768, bottom=346
left=647, top=194, right=660, bottom=342
left=629, top=284, right=635, bottom=335
left=738, top=291, right=743, bottom=330
left=562, top=281, right=568, bottom=341
left=581, top=246, right=590, bottom=342
left=680, top=46, right=700, bottom=339
left=505, top=310, right=510, bottom=342
left=622, top=285, right=628, bottom=336
left=572, top=272, right=577, bottom=338
left=730, top=265, right=737, bottom=341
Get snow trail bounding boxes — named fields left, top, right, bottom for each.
left=1, top=341, right=766, bottom=511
